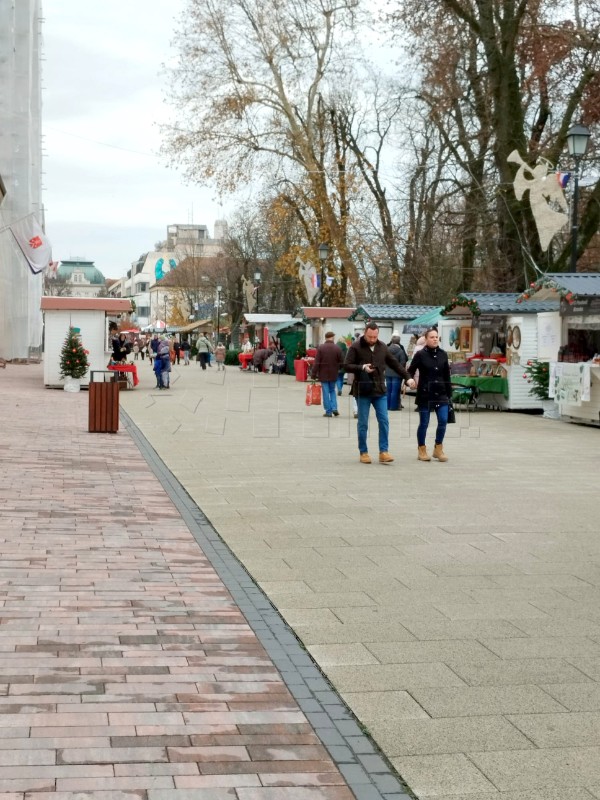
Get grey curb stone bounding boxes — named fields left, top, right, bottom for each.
left=122, top=409, right=413, bottom=800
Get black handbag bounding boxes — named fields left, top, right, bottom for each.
left=447, top=404, right=456, bottom=424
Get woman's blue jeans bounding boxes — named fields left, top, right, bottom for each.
left=357, top=394, right=389, bottom=454
left=336, top=372, right=345, bottom=394
left=417, top=403, right=449, bottom=446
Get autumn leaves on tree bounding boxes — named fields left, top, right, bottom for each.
left=162, top=0, right=600, bottom=305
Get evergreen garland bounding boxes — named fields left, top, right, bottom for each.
left=59, top=327, right=90, bottom=380
left=442, top=295, right=481, bottom=317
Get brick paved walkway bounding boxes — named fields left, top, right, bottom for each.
left=0, top=366, right=374, bottom=799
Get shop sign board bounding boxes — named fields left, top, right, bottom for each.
left=561, top=297, right=600, bottom=315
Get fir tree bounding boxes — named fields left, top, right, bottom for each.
left=523, top=359, right=549, bottom=400
left=59, top=327, right=90, bottom=380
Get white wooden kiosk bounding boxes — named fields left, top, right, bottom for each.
left=41, top=297, right=133, bottom=388
left=516, top=273, right=600, bottom=425
left=439, top=292, right=559, bottom=410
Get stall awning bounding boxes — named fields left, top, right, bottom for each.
left=403, top=307, right=444, bottom=334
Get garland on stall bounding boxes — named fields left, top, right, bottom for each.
left=516, top=277, right=575, bottom=305
left=441, top=295, right=481, bottom=317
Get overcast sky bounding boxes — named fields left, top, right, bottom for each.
left=42, top=0, right=226, bottom=278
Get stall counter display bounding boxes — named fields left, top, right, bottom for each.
left=451, top=374, right=509, bottom=399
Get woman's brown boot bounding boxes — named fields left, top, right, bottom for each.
left=418, top=446, right=431, bottom=461
left=432, top=443, right=448, bottom=462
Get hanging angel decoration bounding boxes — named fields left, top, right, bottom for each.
left=296, top=255, right=320, bottom=305
left=241, top=275, right=256, bottom=313
left=508, top=150, right=569, bottom=251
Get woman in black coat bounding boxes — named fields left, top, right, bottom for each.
left=112, top=333, right=128, bottom=363
left=407, top=327, right=451, bottom=463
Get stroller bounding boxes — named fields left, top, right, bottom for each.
left=271, top=348, right=287, bottom=374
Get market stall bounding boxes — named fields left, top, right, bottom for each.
left=439, top=292, right=559, bottom=410
left=516, top=273, right=600, bottom=425
left=41, top=297, right=133, bottom=388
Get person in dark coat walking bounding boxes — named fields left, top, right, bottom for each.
left=345, top=322, right=416, bottom=464
left=386, top=331, right=408, bottom=411
left=407, top=327, right=452, bottom=462
left=311, top=331, right=344, bottom=417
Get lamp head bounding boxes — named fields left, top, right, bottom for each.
left=567, top=123, right=591, bottom=158
left=318, top=242, right=329, bottom=261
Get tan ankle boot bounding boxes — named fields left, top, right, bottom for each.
left=433, top=443, right=448, bottom=462
left=417, top=445, right=431, bottom=461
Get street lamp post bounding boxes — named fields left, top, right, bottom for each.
left=216, top=284, right=222, bottom=344
left=566, top=123, right=591, bottom=272
left=318, top=243, right=329, bottom=307
left=254, top=269, right=262, bottom=313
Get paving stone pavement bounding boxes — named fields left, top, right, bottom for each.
left=3, top=361, right=600, bottom=800
left=0, top=364, right=409, bottom=800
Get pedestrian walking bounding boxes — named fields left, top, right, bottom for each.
left=157, top=337, right=171, bottom=389
left=150, top=334, right=160, bottom=364
left=196, top=333, right=213, bottom=370
left=181, top=339, right=191, bottom=365
left=215, top=342, right=226, bottom=371
left=132, top=341, right=140, bottom=361
left=407, top=327, right=452, bottom=462
left=173, top=340, right=181, bottom=365
left=336, top=337, right=348, bottom=396
left=386, top=332, right=408, bottom=410
left=345, top=322, right=416, bottom=464
left=153, top=352, right=163, bottom=388
left=311, top=331, right=343, bottom=417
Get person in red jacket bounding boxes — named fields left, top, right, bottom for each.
left=311, top=331, right=344, bottom=417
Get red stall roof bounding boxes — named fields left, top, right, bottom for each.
left=41, top=297, right=132, bottom=312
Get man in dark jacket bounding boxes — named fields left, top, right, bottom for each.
left=345, top=322, right=416, bottom=464
left=386, top=332, right=408, bottom=411
left=311, top=331, right=344, bottom=417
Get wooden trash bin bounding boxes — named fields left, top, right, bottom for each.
left=88, top=371, right=120, bottom=433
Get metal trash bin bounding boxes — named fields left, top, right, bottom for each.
left=88, top=371, right=120, bottom=433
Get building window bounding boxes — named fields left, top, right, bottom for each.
left=136, top=282, right=148, bottom=292
left=137, top=306, right=150, bottom=317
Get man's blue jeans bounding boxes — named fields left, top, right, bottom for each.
left=386, top=376, right=401, bottom=410
left=417, top=403, right=449, bottom=446
left=321, top=381, right=338, bottom=415
left=357, top=394, right=389, bottom=454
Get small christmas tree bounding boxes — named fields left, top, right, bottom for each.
left=59, top=327, right=90, bottom=380
left=522, top=359, right=550, bottom=400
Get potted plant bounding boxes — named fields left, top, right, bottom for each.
left=523, top=359, right=558, bottom=418
left=60, top=327, right=90, bottom=392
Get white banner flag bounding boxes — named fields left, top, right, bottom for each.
left=10, top=215, right=52, bottom=275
